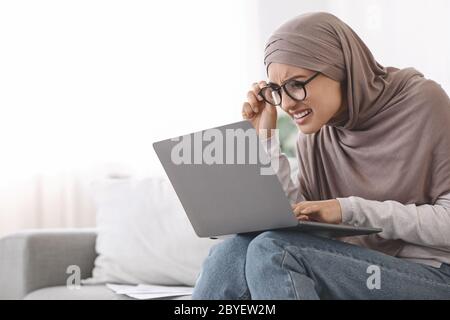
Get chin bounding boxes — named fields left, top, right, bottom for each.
left=297, top=124, right=321, bottom=134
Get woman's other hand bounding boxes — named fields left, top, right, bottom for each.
left=292, top=199, right=343, bottom=224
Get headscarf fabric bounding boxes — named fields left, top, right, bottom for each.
left=264, top=12, right=450, bottom=255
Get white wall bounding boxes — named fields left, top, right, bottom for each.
left=0, top=0, right=258, bottom=180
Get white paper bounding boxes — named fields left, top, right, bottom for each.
left=106, top=283, right=194, bottom=300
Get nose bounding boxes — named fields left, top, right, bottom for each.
left=280, top=90, right=297, bottom=113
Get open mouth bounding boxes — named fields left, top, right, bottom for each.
left=293, top=108, right=313, bottom=124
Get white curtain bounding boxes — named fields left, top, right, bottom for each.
left=0, top=171, right=97, bottom=232
left=1, top=0, right=449, bottom=237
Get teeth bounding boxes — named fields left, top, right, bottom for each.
left=293, top=109, right=312, bottom=119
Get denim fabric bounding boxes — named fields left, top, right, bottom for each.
left=192, top=230, right=450, bottom=300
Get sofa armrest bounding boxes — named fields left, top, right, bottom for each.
left=0, top=229, right=97, bottom=299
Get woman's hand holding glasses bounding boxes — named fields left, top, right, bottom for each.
left=242, top=81, right=278, bottom=139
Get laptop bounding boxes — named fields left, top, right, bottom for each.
left=153, top=120, right=382, bottom=239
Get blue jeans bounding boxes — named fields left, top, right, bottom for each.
left=192, top=230, right=450, bottom=299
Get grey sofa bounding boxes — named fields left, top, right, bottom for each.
left=0, top=229, right=191, bottom=300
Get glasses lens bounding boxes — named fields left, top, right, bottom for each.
left=285, top=80, right=306, bottom=101
left=260, top=87, right=281, bottom=105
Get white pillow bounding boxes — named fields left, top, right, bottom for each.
left=82, top=175, right=219, bottom=286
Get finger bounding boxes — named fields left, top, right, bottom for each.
left=293, top=205, right=306, bottom=216
left=297, top=215, right=310, bottom=221
left=241, top=103, right=248, bottom=119
left=292, top=201, right=312, bottom=212
left=295, top=207, right=318, bottom=217
left=252, top=82, right=264, bottom=102
left=242, top=102, right=254, bottom=119
left=247, top=91, right=260, bottom=113
left=291, top=201, right=310, bottom=209
left=300, top=204, right=320, bottom=214
left=258, top=80, right=268, bottom=89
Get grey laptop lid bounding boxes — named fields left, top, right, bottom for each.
left=153, top=120, right=382, bottom=238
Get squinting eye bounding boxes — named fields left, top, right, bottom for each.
left=269, top=84, right=280, bottom=90
left=292, top=81, right=304, bottom=88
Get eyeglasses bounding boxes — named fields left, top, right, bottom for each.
left=258, top=72, right=320, bottom=106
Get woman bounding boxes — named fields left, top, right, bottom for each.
left=192, top=12, right=450, bottom=299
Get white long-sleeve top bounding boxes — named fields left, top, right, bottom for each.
left=261, top=134, right=450, bottom=268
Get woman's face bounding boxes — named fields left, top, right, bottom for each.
left=268, top=62, right=346, bottom=134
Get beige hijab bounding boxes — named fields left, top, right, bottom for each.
left=264, top=12, right=450, bottom=255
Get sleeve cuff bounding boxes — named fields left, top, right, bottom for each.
left=336, top=197, right=355, bottom=225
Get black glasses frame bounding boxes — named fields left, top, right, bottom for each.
left=258, top=71, right=321, bottom=106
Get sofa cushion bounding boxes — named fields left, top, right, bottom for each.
left=83, top=175, right=219, bottom=287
